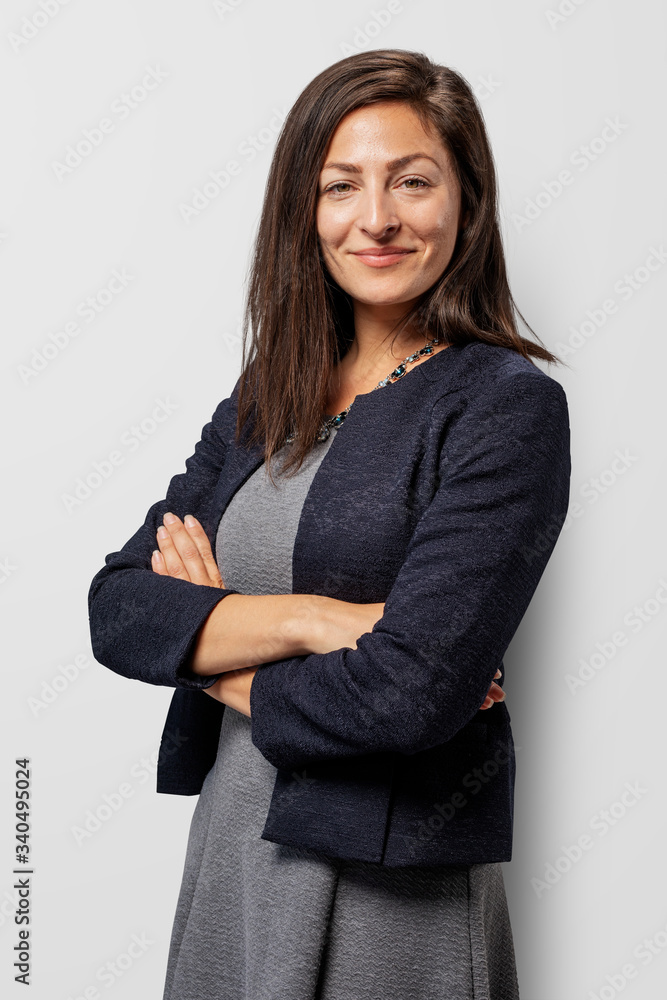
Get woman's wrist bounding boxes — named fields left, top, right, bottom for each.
left=188, top=593, right=327, bottom=676
left=282, top=593, right=331, bottom=656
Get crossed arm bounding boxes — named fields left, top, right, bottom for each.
left=150, top=511, right=507, bottom=717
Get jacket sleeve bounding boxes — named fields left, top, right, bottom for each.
left=87, top=381, right=243, bottom=689
left=249, top=369, right=571, bottom=769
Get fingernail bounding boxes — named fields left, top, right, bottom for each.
left=152, top=549, right=162, bottom=561
left=164, top=512, right=177, bottom=524
left=184, top=515, right=197, bottom=528
left=157, top=526, right=168, bottom=539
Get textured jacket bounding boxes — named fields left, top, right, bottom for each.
left=88, top=340, right=571, bottom=867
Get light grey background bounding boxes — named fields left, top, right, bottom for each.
left=1, top=1, right=665, bottom=997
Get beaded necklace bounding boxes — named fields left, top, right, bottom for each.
left=285, top=336, right=444, bottom=444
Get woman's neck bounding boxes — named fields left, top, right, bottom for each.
left=325, top=318, right=446, bottom=416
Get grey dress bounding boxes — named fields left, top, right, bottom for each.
left=162, top=429, right=521, bottom=1000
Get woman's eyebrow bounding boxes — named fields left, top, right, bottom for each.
left=321, top=153, right=441, bottom=173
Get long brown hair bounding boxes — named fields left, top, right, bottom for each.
left=235, top=48, right=561, bottom=478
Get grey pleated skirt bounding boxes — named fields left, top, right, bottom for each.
left=162, top=426, right=521, bottom=1000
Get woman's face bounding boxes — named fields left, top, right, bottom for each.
left=316, top=101, right=463, bottom=313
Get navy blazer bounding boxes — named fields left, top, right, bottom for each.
left=88, top=341, right=571, bottom=867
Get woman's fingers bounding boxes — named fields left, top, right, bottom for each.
left=151, top=548, right=170, bottom=576
left=182, top=515, right=226, bottom=588
left=154, top=515, right=199, bottom=583
left=479, top=685, right=504, bottom=709
left=153, top=512, right=223, bottom=587
left=479, top=672, right=506, bottom=711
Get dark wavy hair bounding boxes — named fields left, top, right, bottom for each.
left=234, top=48, right=561, bottom=478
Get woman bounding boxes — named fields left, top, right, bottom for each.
left=88, top=49, right=571, bottom=999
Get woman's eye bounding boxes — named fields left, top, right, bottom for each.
left=322, top=177, right=429, bottom=195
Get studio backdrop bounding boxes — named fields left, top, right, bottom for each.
left=2, top=1, right=665, bottom=998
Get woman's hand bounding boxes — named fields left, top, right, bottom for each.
left=480, top=670, right=506, bottom=710
left=201, top=665, right=505, bottom=721
left=150, top=511, right=254, bottom=715
left=150, top=518, right=505, bottom=717
left=151, top=512, right=226, bottom=588
left=308, top=597, right=506, bottom=712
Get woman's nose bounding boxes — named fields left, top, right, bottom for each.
left=357, top=187, right=400, bottom=240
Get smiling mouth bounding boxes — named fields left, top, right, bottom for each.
left=350, top=249, right=415, bottom=267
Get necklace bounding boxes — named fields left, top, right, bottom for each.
left=285, top=336, right=444, bottom=444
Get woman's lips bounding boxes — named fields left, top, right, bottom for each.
left=351, top=250, right=415, bottom=268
